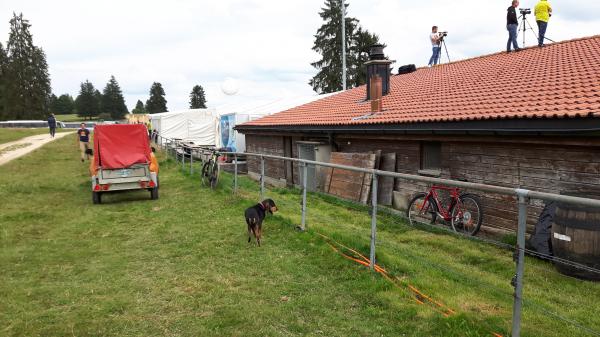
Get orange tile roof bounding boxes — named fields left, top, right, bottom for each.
left=242, top=35, right=600, bottom=127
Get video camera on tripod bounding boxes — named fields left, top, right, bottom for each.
left=519, top=8, right=531, bottom=15
left=439, top=31, right=448, bottom=38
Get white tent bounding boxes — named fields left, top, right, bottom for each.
left=215, top=94, right=335, bottom=152
left=148, top=94, right=333, bottom=150
left=149, top=109, right=216, bottom=145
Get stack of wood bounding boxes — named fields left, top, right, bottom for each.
left=323, top=151, right=396, bottom=205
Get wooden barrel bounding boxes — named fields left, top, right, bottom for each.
left=552, top=193, right=600, bottom=281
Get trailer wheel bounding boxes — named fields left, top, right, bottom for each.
left=92, top=191, right=102, bottom=204
left=150, top=187, right=159, bottom=200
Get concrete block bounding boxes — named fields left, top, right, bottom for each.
left=392, top=191, right=412, bottom=211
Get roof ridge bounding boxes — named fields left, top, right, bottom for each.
left=410, top=34, right=600, bottom=71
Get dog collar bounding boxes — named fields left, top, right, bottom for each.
left=259, top=202, right=266, bottom=210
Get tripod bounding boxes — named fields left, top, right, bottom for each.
left=436, top=36, right=451, bottom=65
left=517, top=12, right=538, bottom=46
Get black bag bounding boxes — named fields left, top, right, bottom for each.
left=398, top=64, right=417, bottom=75
left=527, top=201, right=556, bottom=258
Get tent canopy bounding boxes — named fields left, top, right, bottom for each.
left=149, top=109, right=216, bottom=145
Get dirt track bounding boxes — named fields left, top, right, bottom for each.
left=0, top=131, right=75, bottom=166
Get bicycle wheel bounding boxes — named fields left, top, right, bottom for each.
left=407, top=193, right=437, bottom=226
left=201, top=161, right=211, bottom=187
left=451, top=194, right=483, bottom=236
left=209, top=161, right=220, bottom=189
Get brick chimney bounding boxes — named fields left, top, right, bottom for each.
left=365, top=44, right=394, bottom=100
left=370, top=74, right=383, bottom=112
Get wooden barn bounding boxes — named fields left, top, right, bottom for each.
left=236, top=36, right=600, bottom=233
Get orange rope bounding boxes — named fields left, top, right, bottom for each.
left=317, top=231, right=504, bottom=337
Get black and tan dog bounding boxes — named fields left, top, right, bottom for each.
left=245, top=199, right=278, bottom=246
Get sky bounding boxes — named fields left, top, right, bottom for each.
left=1, top=0, right=600, bottom=112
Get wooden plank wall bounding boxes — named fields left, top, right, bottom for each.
left=378, top=153, right=396, bottom=205
left=443, top=142, right=600, bottom=232
left=245, top=135, right=286, bottom=180
left=244, top=133, right=600, bottom=233
left=323, top=152, right=376, bottom=204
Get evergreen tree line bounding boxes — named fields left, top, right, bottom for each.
left=65, top=81, right=207, bottom=120
left=0, top=13, right=52, bottom=120
left=310, top=0, right=385, bottom=94
left=0, top=13, right=208, bottom=121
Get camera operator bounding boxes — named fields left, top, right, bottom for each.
left=506, top=1, right=521, bottom=52
left=428, top=26, right=442, bottom=67
left=535, top=0, right=552, bottom=47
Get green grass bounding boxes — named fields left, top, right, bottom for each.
left=1, top=136, right=599, bottom=337
left=0, top=128, right=69, bottom=145
left=54, top=114, right=99, bottom=122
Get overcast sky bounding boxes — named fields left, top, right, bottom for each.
left=2, top=0, right=600, bottom=112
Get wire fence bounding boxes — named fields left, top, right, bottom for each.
left=154, top=133, right=600, bottom=337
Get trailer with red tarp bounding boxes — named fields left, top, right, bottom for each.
left=90, top=124, right=159, bottom=204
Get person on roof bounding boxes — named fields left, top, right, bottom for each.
left=77, top=123, right=91, bottom=162
left=428, top=26, right=442, bottom=67
left=507, top=1, right=521, bottom=52
left=535, top=0, right=552, bottom=47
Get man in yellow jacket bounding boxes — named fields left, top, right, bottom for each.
left=535, top=0, right=552, bottom=47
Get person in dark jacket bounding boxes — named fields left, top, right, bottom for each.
left=507, top=0, right=521, bottom=52
left=47, top=113, right=57, bottom=138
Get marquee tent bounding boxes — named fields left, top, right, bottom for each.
left=148, top=95, right=334, bottom=151
left=215, top=94, right=335, bottom=152
left=149, top=109, right=217, bottom=145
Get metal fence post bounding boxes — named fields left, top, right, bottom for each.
left=301, top=162, right=308, bottom=231
left=260, top=156, right=265, bottom=199
left=190, top=149, right=193, bottom=175
left=512, top=189, right=529, bottom=337
left=233, top=154, right=238, bottom=195
left=369, top=173, right=378, bottom=270
left=181, top=149, right=185, bottom=172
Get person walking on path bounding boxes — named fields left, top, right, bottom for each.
left=507, top=1, right=521, bottom=52
left=77, top=123, right=91, bottom=162
left=47, top=113, right=57, bottom=138
left=535, top=0, right=552, bottom=47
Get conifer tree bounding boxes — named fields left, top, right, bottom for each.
left=309, top=0, right=383, bottom=93
left=0, top=42, right=6, bottom=120
left=50, top=94, right=75, bottom=115
left=75, top=80, right=100, bottom=120
left=4, top=13, right=52, bottom=119
left=189, top=85, right=207, bottom=109
left=100, top=75, right=128, bottom=120
left=131, top=100, right=147, bottom=114
left=350, top=27, right=382, bottom=87
left=145, top=82, right=167, bottom=114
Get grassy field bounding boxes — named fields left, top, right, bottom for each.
left=0, top=128, right=69, bottom=145
left=54, top=114, right=99, bottom=122
left=1, top=136, right=599, bottom=337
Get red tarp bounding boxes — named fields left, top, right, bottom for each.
left=93, top=124, right=151, bottom=169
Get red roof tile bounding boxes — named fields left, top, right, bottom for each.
left=243, top=35, right=600, bottom=127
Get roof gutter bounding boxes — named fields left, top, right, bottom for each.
left=235, top=117, right=600, bottom=135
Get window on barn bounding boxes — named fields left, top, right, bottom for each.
left=420, top=142, right=442, bottom=175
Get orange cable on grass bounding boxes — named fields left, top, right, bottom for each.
left=317, top=231, right=504, bottom=337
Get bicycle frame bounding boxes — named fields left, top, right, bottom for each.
left=422, top=185, right=461, bottom=221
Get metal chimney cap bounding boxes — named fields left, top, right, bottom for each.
left=369, top=44, right=386, bottom=60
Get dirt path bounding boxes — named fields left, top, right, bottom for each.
left=0, top=131, right=75, bottom=166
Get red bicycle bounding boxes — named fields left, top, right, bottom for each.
left=407, top=185, right=483, bottom=236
